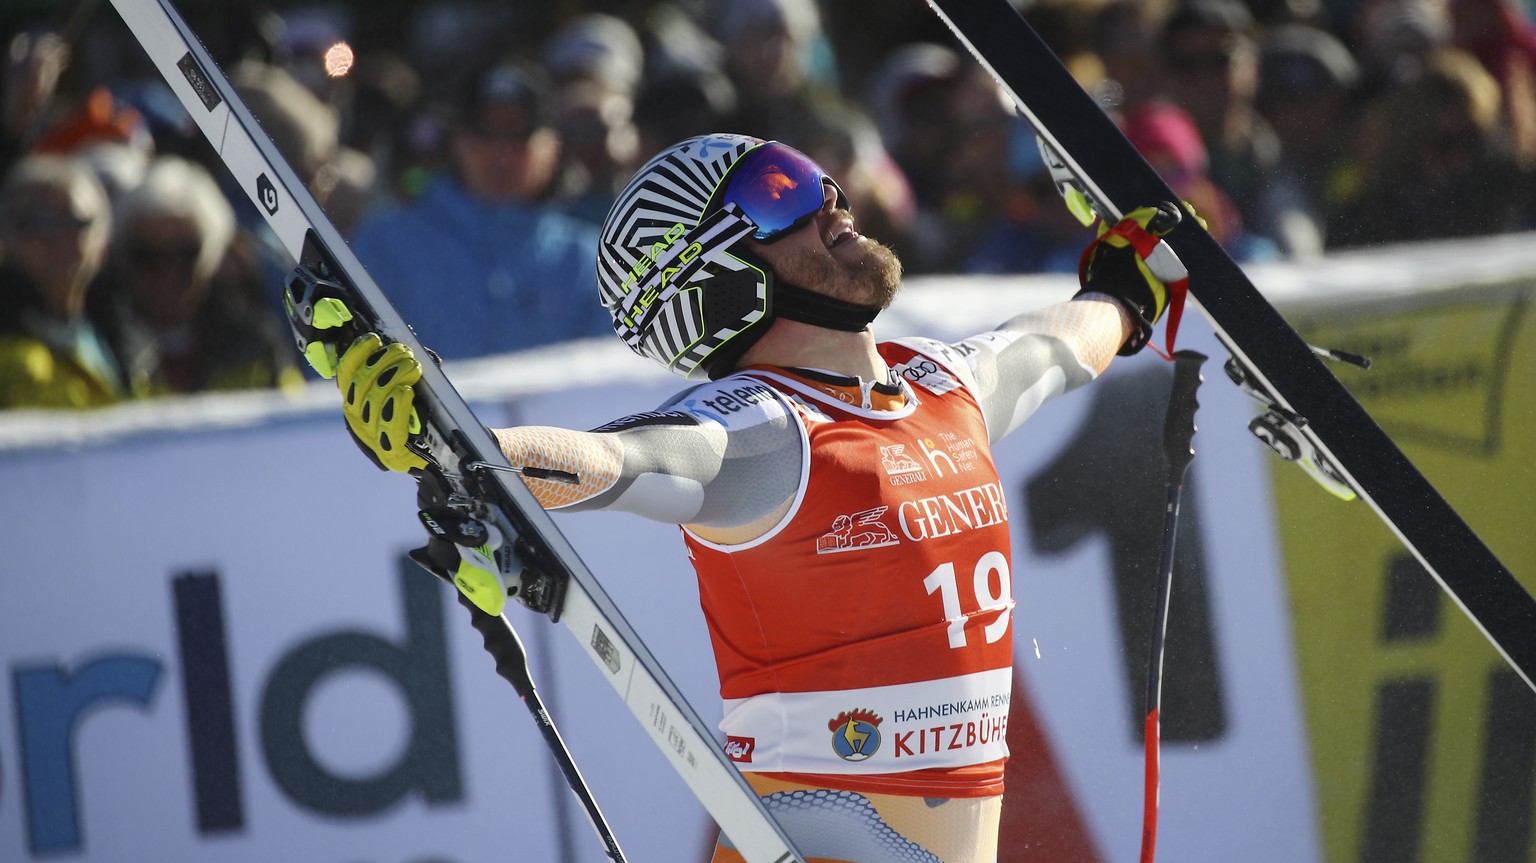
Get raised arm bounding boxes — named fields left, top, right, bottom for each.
left=955, top=203, right=1185, bottom=442
left=954, top=293, right=1134, bottom=442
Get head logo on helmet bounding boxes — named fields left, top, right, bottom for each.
left=599, top=133, right=878, bottom=379
left=597, top=133, right=776, bottom=380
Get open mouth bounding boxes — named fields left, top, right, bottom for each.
left=827, top=220, right=859, bottom=249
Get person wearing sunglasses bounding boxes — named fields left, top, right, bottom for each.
left=0, top=153, right=122, bottom=409
left=95, top=155, right=300, bottom=396
left=300, top=134, right=1177, bottom=862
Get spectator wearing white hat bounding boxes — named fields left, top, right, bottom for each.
left=0, top=153, right=121, bottom=408
left=94, top=155, right=300, bottom=395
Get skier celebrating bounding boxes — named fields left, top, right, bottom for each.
left=303, top=134, right=1176, bottom=863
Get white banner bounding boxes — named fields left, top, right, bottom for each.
left=4, top=233, right=1534, bottom=862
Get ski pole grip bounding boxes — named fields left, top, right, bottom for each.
left=1163, top=350, right=1208, bottom=484
left=457, top=592, right=539, bottom=698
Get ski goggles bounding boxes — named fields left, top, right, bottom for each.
left=713, top=142, right=848, bottom=242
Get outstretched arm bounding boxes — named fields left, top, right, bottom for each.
left=282, top=267, right=805, bottom=540
left=956, top=204, right=1185, bottom=442
left=492, top=388, right=804, bottom=541
left=948, top=293, right=1134, bottom=443
left=987, top=291, right=1134, bottom=377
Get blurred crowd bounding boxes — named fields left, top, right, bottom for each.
left=2, top=0, right=1534, bottom=409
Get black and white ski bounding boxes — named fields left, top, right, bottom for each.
left=923, top=0, right=1536, bottom=691
left=108, top=2, right=804, bottom=860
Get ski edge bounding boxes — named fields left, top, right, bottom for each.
left=924, top=0, right=1536, bottom=693
left=108, top=1, right=805, bottom=859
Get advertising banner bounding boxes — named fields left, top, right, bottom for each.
left=1, top=245, right=1532, bottom=863
left=1275, top=281, right=1536, bottom=863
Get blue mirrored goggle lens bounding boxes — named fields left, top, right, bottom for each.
left=720, top=143, right=843, bottom=240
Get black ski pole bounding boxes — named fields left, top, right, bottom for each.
left=457, top=594, right=627, bottom=863
left=1140, top=349, right=1207, bottom=863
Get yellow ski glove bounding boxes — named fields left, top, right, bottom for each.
left=336, top=333, right=429, bottom=473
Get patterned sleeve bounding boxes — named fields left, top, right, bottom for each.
left=492, top=376, right=804, bottom=531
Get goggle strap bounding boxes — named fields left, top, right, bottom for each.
left=618, top=203, right=757, bottom=345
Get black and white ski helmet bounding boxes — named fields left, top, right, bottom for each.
left=596, top=134, right=778, bottom=380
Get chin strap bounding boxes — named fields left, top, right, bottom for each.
left=701, top=253, right=885, bottom=381
left=774, top=281, right=883, bottom=332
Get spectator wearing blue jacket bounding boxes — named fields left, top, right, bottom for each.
left=349, top=59, right=609, bottom=360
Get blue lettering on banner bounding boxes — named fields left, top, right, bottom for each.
left=14, top=656, right=162, bottom=854
left=259, top=560, right=461, bottom=817
left=174, top=572, right=243, bottom=834
left=5, top=558, right=463, bottom=856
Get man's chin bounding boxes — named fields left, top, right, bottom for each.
left=775, top=236, right=903, bottom=309
left=848, top=238, right=902, bottom=309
